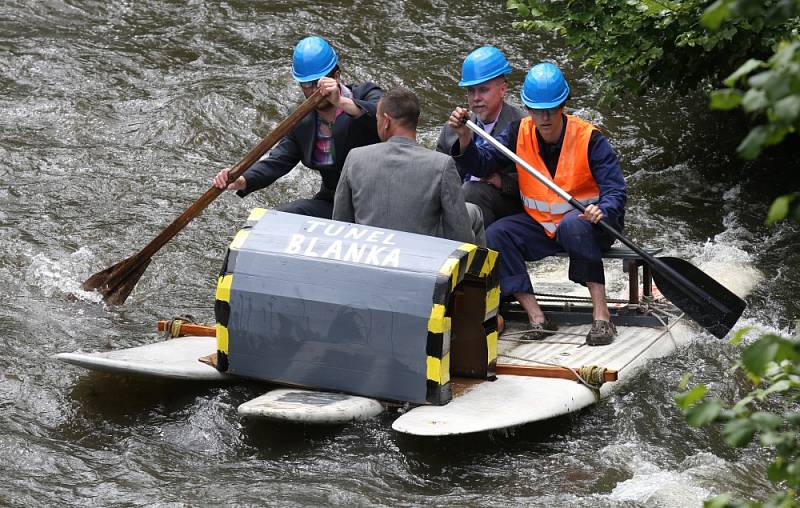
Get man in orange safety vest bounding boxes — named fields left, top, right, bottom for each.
left=447, top=62, right=627, bottom=346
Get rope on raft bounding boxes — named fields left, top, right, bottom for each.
left=498, top=352, right=609, bottom=396
left=163, top=315, right=197, bottom=338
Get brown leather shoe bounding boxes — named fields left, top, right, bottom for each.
left=586, top=320, right=617, bottom=346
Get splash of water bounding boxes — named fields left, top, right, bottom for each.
left=25, top=248, right=105, bottom=304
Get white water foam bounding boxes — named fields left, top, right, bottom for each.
left=684, top=185, right=765, bottom=299
left=602, top=445, right=724, bottom=507
left=696, top=243, right=763, bottom=300
left=24, top=247, right=105, bottom=304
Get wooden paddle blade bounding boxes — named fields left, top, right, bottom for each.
left=82, top=256, right=150, bottom=304
left=81, top=261, right=122, bottom=292
left=102, top=258, right=150, bottom=304
left=651, top=256, right=746, bottom=339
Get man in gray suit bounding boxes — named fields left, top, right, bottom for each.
left=333, top=88, right=485, bottom=245
left=437, top=46, right=525, bottom=226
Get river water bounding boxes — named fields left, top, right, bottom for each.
left=2, top=1, right=798, bottom=506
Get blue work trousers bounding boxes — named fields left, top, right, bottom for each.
left=486, top=211, right=616, bottom=297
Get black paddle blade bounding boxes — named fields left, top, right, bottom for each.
left=651, top=256, right=746, bottom=339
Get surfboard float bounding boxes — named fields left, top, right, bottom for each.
left=58, top=209, right=740, bottom=435
left=55, top=335, right=231, bottom=381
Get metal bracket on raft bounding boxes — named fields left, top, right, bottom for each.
left=509, top=245, right=670, bottom=327
left=501, top=303, right=666, bottom=328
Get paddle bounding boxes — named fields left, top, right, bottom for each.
left=83, top=89, right=325, bottom=305
left=464, top=119, right=746, bottom=339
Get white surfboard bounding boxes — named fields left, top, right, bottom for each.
left=54, top=336, right=232, bottom=381
left=238, top=388, right=385, bottom=424
left=392, top=319, right=694, bottom=437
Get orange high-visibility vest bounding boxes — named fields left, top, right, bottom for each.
left=516, top=115, right=600, bottom=238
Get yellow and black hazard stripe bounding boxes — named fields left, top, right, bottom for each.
left=425, top=299, right=451, bottom=405
left=470, top=245, right=500, bottom=377
left=425, top=245, right=470, bottom=404
left=214, top=220, right=254, bottom=372
left=245, top=207, right=268, bottom=227
left=427, top=243, right=498, bottom=404
left=214, top=272, right=232, bottom=372
left=460, top=244, right=500, bottom=379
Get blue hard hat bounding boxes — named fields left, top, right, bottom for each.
left=458, top=46, right=513, bottom=87
left=292, top=36, right=338, bottom=82
left=520, top=63, right=570, bottom=109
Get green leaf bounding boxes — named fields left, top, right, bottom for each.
left=701, top=0, right=731, bottom=30
left=723, top=58, right=764, bottom=86
left=703, top=493, right=734, bottom=508
left=710, top=89, right=743, bottom=110
left=766, top=195, right=793, bottom=225
left=730, top=326, right=753, bottom=346
left=774, top=95, right=800, bottom=124
left=763, top=123, right=789, bottom=147
left=687, top=399, right=723, bottom=427
left=785, top=460, right=800, bottom=487
left=746, top=370, right=762, bottom=385
left=772, top=40, right=800, bottom=67
left=732, top=395, right=754, bottom=412
left=785, top=411, right=800, bottom=427
left=678, top=372, right=692, bottom=390
left=675, top=384, right=708, bottom=410
left=741, top=88, right=769, bottom=113
left=759, top=430, right=789, bottom=446
left=751, top=411, right=783, bottom=430
left=761, top=379, right=793, bottom=397
left=723, top=418, right=756, bottom=447
left=737, top=125, right=768, bottom=159
left=767, top=459, right=788, bottom=483
left=742, top=335, right=780, bottom=375
left=746, top=70, right=772, bottom=89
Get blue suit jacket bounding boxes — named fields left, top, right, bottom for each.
left=238, top=82, right=383, bottom=202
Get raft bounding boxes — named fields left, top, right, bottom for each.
left=56, top=209, right=703, bottom=435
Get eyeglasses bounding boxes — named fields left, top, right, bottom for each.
left=299, top=79, right=319, bottom=89
left=530, top=107, right=561, bottom=118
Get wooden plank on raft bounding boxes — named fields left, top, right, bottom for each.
left=496, top=363, right=618, bottom=383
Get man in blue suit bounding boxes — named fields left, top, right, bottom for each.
left=213, top=36, right=382, bottom=218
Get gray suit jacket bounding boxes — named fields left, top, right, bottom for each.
left=333, top=136, right=474, bottom=243
left=436, top=100, right=525, bottom=195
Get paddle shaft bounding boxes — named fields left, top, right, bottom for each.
left=100, top=90, right=325, bottom=289
left=464, top=119, right=728, bottom=314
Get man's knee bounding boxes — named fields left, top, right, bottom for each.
left=485, top=222, right=502, bottom=248
left=486, top=215, right=517, bottom=250
left=462, top=182, right=497, bottom=225
left=557, top=213, right=608, bottom=264
left=466, top=203, right=486, bottom=247
left=276, top=199, right=332, bottom=219
left=462, top=181, right=491, bottom=204
left=556, top=212, right=595, bottom=244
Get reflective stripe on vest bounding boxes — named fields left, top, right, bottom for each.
left=519, top=195, right=600, bottom=215
left=516, top=115, right=600, bottom=238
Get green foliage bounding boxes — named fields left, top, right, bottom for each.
left=712, top=41, right=800, bottom=160
left=766, top=193, right=800, bottom=225
left=506, top=0, right=797, bottom=98
left=676, top=329, right=800, bottom=506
